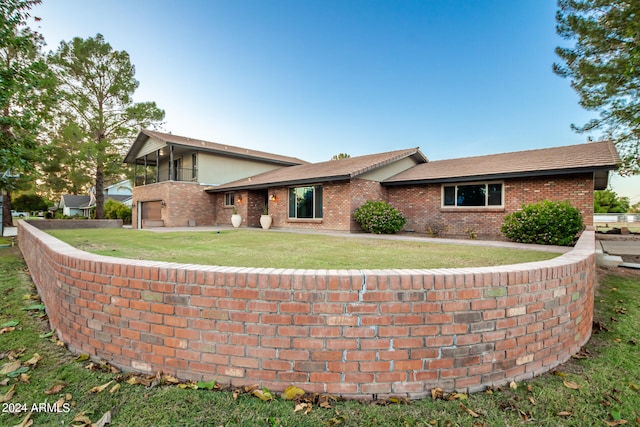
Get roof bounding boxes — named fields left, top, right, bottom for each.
left=207, top=148, right=427, bottom=192
left=123, top=129, right=309, bottom=166
left=60, top=195, right=90, bottom=209
left=383, top=140, right=620, bottom=185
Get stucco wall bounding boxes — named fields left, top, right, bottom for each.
left=18, top=221, right=595, bottom=399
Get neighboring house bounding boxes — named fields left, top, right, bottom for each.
left=59, top=180, right=133, bottom=217
left=125, top=129, right=620, bottom=238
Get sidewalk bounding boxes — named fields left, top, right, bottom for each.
left=2, top=227, right=17, bottom=237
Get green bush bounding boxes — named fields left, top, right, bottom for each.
left=501, top=200, right=584, bottom=246
left=104, top=199, right=132, bottom=224
left=354, top=200, right=406, bottom=234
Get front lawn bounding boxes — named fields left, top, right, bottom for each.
left=44, top=228, right=561, bottom=269
left=0, top=247, right=638, bottom=426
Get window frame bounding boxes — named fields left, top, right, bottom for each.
left=224, top=192, right=235, bottom=207
left=288, top=185, right=323, bottom=219
left=441, top=181, right=504, bottom=208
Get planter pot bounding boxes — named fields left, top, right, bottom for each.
left=260, top=214, right=272, bottom=229
left=231, top=214, right=242, bottom=228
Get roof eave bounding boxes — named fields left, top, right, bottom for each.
left=206, top=175, right=352, bottom=193
left=382, top=166, right=618, bottom=186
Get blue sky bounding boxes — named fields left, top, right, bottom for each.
left=31, top=0, right=640, bottom=203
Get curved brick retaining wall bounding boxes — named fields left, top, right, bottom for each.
left=18, top=221, right=595, bottom=399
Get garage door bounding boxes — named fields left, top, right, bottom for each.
left=141, top=201, right=162, bottom=221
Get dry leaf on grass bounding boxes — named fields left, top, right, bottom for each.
left=282, top=385, right=305, bottom=400
left=90, top=380, right=113, bottom=393
left=1, top=384, right=16, bottom=403
left=24, top=353, right=42, bottom=367
left=12, top=412, right=32, bottom=427
left=44, top=383, right=66, bottom=395
left=0, top=360, right=21, bottom=375
left=563, top=380, right=581, bottom=390
left=94, top=410, right=112, bottom=427
left=459, top=403, right=481, bottom=418
left=558, top=411, right=573, bottom=417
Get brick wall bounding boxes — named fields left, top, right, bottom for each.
left=132, top=182, right=217, bottom=228
left=388, top=174, right=595, bottom=239
left=18, top=221, right=595, bottom=399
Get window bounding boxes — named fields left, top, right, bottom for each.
left=288, top=186, right=323, bottom=219
left=191, top=153, right=197, bottom=179
left=442, top=182, right=503, bottom=207
left=224, top=192, right=235, bottom=207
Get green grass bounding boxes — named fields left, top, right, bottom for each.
left=45, top=228, right=561, bottom=269
left=1, top=247, right=640, bottom=426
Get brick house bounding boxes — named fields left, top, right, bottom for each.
left=124, top=130, right=619, bottom=238
left=123, top=130, right=308, bottom=228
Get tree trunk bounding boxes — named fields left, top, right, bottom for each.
left=95, top=163, right=104, bottom=219
left=2, top=191, right=13, bottom=229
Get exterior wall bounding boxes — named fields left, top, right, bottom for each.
left=359, top=157, right=420, bottom=181
left=132, top=182, right=216, bottom=228
left=19, top=221, right=596, bottom=399
left=195, top=153, right=292, bottom=186
left=388, top=174, right=594, bottom=239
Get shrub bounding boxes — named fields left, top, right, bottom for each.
left=104, top=199, right=132, bottom=224
left=501, top=200, right=584, bottom=246
left=354, top=200, right=406, bottom=234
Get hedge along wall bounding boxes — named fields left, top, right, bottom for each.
left=18, top=221, right=596, bottom=399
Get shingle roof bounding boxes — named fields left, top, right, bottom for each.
left=383, top=140, right=620, bottom=185
left=124, top=129, right=309, bottom=166
left=60, top=195, right=91, bottom=209
left=208, top=148, right=427, bottom=191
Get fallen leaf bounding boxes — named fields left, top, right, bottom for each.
left=44, top=383, right=67, bottom=395
left=604, top=421, right=628, bottom=426
left=24, top=353, right=42, bottom=367
left=75, top=354, right=90, bottom=362
left=18, top=373, right=30, bottom=383
left=253, top=388, right=274, bottom=401
left=528, top=396, right=536, bottom=405
left=282, top=385, right=305, bottom=400
left=294, top=402, right=312, bottom=413
left=431, top=387, right=444, bottom=400
left=0, top=320, right=19, bottom=328
left=53, top=396, right=65, bottom=410
left=563, top=380, right=580, bottom=390
left=0, top=360, right=21, bottom=375
left=21, top=304, right=45, bottom=311
left=552, top=370, right=568, bottom=377
left=244, top=384, right=259, bottom=393
left=72, top=412, right=93, bottom=424
left=459, top=403, right=481, bottom=418
left=509, top=381, right=518, bottom=390
left=90, top=380, right=113, bottom=393
left=0, top=327, right=16, bottom=334
left=12, top=412, right=32, bottom=427
left=7, top=367, right=29, bottom=378
left=94, top=410, right=112, bottom=427
left=630, top=383, right=639, bottom=392
left=39, top=330, right=55, bottom=339
left=196, top=379, right=217, bottom=390
left=558, top=411, right=573, bottom=417
left=163, top=374, right=180, bottom=384
left=109, top=383, right=120, bottom=393
left=233, top=389, right=241, bottom=400
left=1, top=384, right=16, bottom=403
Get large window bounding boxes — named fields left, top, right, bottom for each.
left=289, top=186, right=323, bottom=219
left=442, top=182, right=503, bottom=207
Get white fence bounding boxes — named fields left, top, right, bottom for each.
left=593, top=213, right=640, bottom=223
